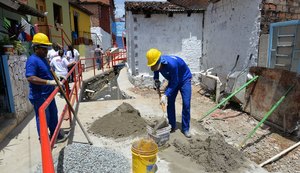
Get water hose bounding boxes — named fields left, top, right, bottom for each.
left=238, top=84, right=295, bottom=149
left=198, top=75, right=259, bottom=122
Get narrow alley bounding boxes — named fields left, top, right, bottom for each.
left=0, top=0, right=300, bottom=173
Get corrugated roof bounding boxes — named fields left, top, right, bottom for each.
left=125, top=1, right=203, bottom=13
left=167, top=0, right=209, bottom=10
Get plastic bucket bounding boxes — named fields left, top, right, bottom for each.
left=131, top=138, right=158, bottom=173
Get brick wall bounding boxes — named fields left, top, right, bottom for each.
left=261, top=0, right=300, bottom=33
left=81, top=4, right=111, bottom=34
left=100, top=6, right=111, bottom=33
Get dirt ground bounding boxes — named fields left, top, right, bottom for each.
left=129, top=85, right=300, bottom=173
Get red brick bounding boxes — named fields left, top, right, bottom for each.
left=278, top=12, right=286, bottom=19
left=292, top=14, right=299, bottom=19
left=268, top=4, right=276, bottom=11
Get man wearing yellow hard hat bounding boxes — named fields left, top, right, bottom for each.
left=25, top=33, right=64, bottom=141
left=146, top=48, right=192, bottom=138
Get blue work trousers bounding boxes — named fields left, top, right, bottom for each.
left=30, top=96, right=58, bottom=138
left=167, top=79, right=191, bottom=132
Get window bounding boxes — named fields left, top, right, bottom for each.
left=53, top=3, right=62, bottom=24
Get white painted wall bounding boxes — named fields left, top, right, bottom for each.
left=203, top=0, right=261, bottom=83
left=91, top=27, right=112, bottom=51
left=126, top=11, right=203, bottom=87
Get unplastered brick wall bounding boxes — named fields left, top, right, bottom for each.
left=8, top=55, right=32, bottom=122
left=261, top=0, right=300, bottom=33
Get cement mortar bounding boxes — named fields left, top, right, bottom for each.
left=173, top=133, right=247, bottom=173
left=89, top=102, right=147, bottom=139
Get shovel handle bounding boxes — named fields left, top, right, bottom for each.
left=161, top=102, right=167, bottom=113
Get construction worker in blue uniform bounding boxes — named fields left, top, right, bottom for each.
left=26, top=33, right=63, bottom=141
left=146, top=48, right=192, bottom=138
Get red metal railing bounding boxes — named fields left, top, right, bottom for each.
left=38, top=50, right=126, bottom=173
left=38, top=61, right=82, bottom=173
left=34, top=24, right=72, bottom=48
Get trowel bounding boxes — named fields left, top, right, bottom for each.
left=152, top=87, right=169, bottom=133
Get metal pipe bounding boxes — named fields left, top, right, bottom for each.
left=199, top=75, right=259, bottom=122
left=193, top=70, right=222, bottom=102
left=239, top=84, right=294, bottom=148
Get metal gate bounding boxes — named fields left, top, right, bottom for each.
left=268, top=20, right=300, bottom=73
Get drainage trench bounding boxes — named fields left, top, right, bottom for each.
left=81, top=65, right=133, bottom=102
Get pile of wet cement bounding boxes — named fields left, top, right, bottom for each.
left=89, top=102, right=147, bottom=139
left=173, top=134, right=247, bottom=173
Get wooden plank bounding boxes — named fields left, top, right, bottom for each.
left=244, top=67, right=300, bottom=132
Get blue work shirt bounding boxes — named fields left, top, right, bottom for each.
left=154, top=55, right=192, bottom=97
left=26, top=54, right=54, bottom=100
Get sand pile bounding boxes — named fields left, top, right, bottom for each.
left=173, top=134, right=247, bottom=173
left=89, top=102, right=147, bottom=139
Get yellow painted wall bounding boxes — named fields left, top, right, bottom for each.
left=69, top=6, right=91, bottom=38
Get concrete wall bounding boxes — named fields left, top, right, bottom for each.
left=126, top=11, right=203, bottom=87
left=90, top=27, right=112, bottom=51
left=8, top=55, right=33, bottom=122
left=203, top=0, right=261, bottom=84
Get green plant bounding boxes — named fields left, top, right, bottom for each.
left=0, top=18, right=26, bottom=55
left=1, top=19, right=25, bottom=41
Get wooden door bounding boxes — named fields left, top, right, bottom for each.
left=36, top=0, right=49, bottom=35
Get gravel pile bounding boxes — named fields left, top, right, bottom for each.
left=35, top=143, right=130, bottom=173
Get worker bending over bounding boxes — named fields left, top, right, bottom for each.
left=146, top=48, right=192, bottom=138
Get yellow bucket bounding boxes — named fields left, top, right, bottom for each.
left=131, top=138, right=158, bottom=173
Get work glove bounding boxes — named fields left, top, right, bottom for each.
left=46, top=80, right=62, bottom=86
left=154, top=79, right=161, bottom=90
left=160, top=94, right=167, bottom=106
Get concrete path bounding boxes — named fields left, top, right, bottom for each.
left=0, top=66, right=268, bottom=173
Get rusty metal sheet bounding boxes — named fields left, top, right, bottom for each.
left=244, top=67, right=300, bottom=132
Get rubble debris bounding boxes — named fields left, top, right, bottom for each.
left=173, top=134, right=248, bottom=173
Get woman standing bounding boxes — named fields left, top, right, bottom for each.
left=66, top=45, right=80, bottom=82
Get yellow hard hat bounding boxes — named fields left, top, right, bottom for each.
left=32, top=33, right=52, bottom=45
left=146, top=48, right=161, bottom=67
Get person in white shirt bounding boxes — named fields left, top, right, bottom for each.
left=66, top=45, right=80, bottom=82
left=50, top=50, right=75, bottom=79
left=47, top=43, right=60, bottom=62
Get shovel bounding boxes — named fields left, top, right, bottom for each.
left=152, top=87, right=169, bottom=133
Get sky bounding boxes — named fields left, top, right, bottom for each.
left=114, top=0, right=167, bottom=18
